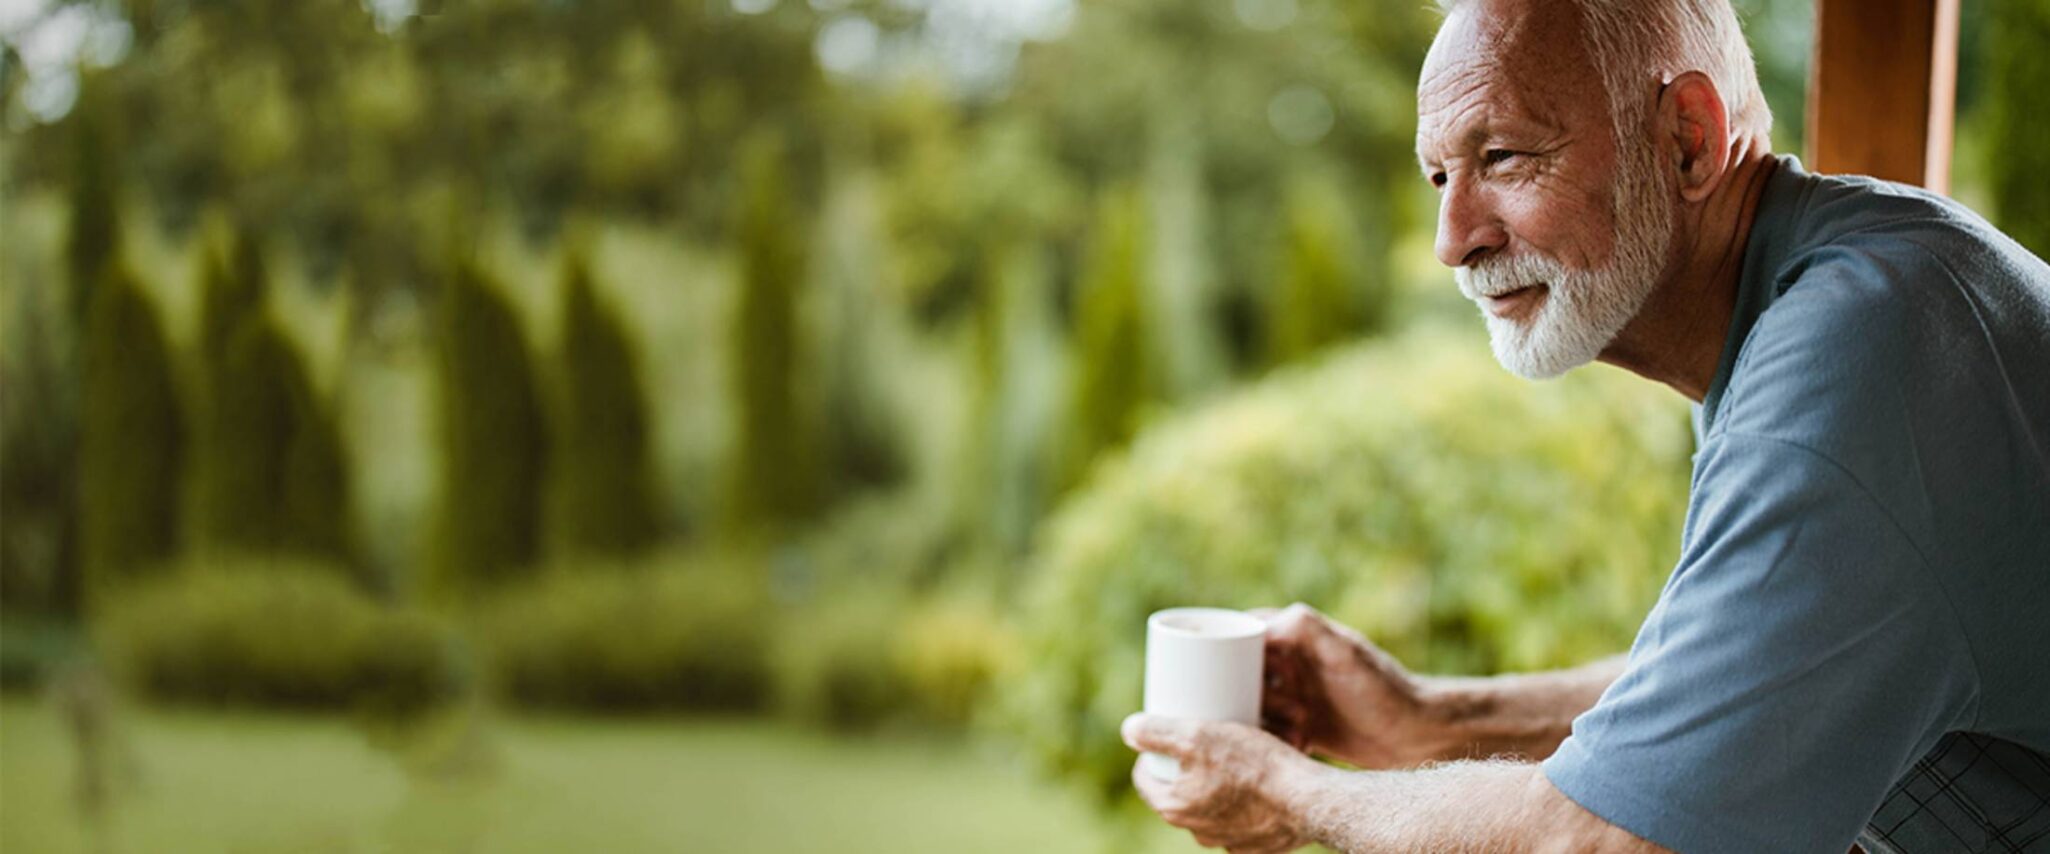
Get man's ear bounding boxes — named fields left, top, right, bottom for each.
left=1657, top=70, right=1731, bottom=203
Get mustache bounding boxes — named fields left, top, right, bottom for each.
left=1455, top=252, right=1569, bottom=300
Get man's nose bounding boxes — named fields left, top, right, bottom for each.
left=1434, top=177, right=1508, bottom=269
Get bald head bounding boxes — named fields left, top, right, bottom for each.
left=1430, top=0, right=1771, bottom=145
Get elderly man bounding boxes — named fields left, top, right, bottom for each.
left=1119, top=0, right=2050, bottom=851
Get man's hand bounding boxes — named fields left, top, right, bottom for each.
left=1121, top=709, right=1669, bottom=854
left=1121, top=712, right=1326, bottom=854
left=1255, top=603, right=1438, bottom=769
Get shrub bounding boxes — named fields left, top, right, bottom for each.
left=80, top=265, right=184, bottom=598
left=549, top=253, right=659, bottom=557
left=766, top=584, right=1019, bottom=731
left=772, top=590, right=912, bottom=730
left=891, top=593, right=1020, bottom=728
left=470, top=552, right=771, bottom=712
left=1004, top=331, right=1692, bottom=806
left=430, top=258, right=549, bottom=603
left=94, top=561, right=467, bottom=715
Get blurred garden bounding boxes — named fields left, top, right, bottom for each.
left=1, top=0, right=2045, bottom=851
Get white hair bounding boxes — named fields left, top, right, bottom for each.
left=1437, top=0, right=1774, bottom=144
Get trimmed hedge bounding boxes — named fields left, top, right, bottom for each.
left=772, top=588, right=1018, bottom=731
left=1005, top=331, right=1692, bottom=806
left=95, top=561, right=466, bottom=717
left=470, top=552, right=771, bottom=712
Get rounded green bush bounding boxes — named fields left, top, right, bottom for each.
left=773, top=591, right=911, bottom=730
left=891, top=593, right=1020, bottom=728
left=1004, top=330, right=1692, bottom=806
left=94, top=561, right=466, bottom=714
left=470, top=552, right=772, bottom=712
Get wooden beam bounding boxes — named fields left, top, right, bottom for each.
left=1805, top=0, right=1960, bottom=192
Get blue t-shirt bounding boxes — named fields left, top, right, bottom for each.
left=1542, top=156, right=2050, bottom=854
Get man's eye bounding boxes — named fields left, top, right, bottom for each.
left=1429, top=171, right=1448, bottom=188
left=1483, top=149, right=1519, bottom=166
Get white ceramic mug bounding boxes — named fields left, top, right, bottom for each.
left=1140, top=607, right=1267, bottom=781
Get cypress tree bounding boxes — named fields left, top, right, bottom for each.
left=191, top=234, right=357, bottom=573
left=1989, top=0, right=2050, bottom=256
left=431, top=258, right=549, bottom=602
left=279, top=355, right=355, bottom=567
left=80, top=266, right=183, bottom=599
left=1059, top=186, right=1153, bottom=493
left=1264, top=184, right=1360, bottom=367
left=196, top=229, right=268, bottom=377
left=64, top=106, right=119, bottom=324
left=726, top=134, right=818, bottom=533
left=194, top=312, right=356, bottom=561
left=550, top=252, right=659, bottom=557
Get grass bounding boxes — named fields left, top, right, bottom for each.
left=1, top=694, right=1207, bottom=853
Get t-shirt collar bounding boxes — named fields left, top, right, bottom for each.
left=1697, top=153, right=1813, bottom=434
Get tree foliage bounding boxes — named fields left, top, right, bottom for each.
left=1008, top=332, right=1693, bottom=808
left=1058, top=186, right=1154, bottom=493
left=726, top=135, right=819, bottom=534
left=430, top=258, right=549, bottom=602
left=63, top=100, right=120, bottom=324
left=190, top=236, right=357, bottom=576
left=1264, top=175, right=1376, bottom=367
left=550, top=252, right=659, bottom=557
left=1987, top=0, right=2050, bottom=257
left=80, top=265, right=184, bottom=600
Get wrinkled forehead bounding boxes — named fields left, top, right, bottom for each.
left=1416, top=0, right=1607, bottom=153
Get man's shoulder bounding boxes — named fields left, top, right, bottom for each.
left=1717, top=180, right=2050, bottom=449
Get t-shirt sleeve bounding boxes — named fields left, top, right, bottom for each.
left=1542, top=432, right=1979, bottom=854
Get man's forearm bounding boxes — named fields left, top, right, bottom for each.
left=1282, top=757, right=1663, bottom=853
left=1413, top=654, right=1626, bottom=763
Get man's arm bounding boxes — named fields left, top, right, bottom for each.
left=1287, top=757, right=1663, bottom=853
left=1259, top=605, right=1624, bottom=768
left=1413, top=654, right=1626, bottom=762
left=1122, top=714, right=1667, bottom=853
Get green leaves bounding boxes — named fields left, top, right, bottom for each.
left=1006, top=331, right=1692, bottom=809
left=430, top=258, right=548, bottom=603
left=548, top=252, right=659, bottom=558
left=80, top=265, right=183, bottom=600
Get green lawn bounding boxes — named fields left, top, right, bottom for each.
left=1, top=696, right=1199, bottom=853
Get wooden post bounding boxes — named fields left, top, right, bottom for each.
left=1805, top=0, right=1961, bottom=193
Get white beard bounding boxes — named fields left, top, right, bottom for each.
left=1456, top=136, right=1676, bottom=379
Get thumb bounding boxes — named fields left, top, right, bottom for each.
left=1121, top=712, right=1197, bottom=756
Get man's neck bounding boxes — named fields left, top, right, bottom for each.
left=1599, top=142, right=1780, bottom=403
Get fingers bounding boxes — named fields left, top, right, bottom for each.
left=1265, top=603, right=1379, bottom=674
left=1131, top=759, right=1180, bottom=808
left=1260, top=697, right=1310, bottom=750
left=1121, top=712, right=1197, bottom=757
left=1261, top=604, right=1338, bottom=659
left=1255, top=602, right=1319, bottom=634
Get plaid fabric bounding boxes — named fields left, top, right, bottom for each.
left=1857, top=733, right=2050, bottom=853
